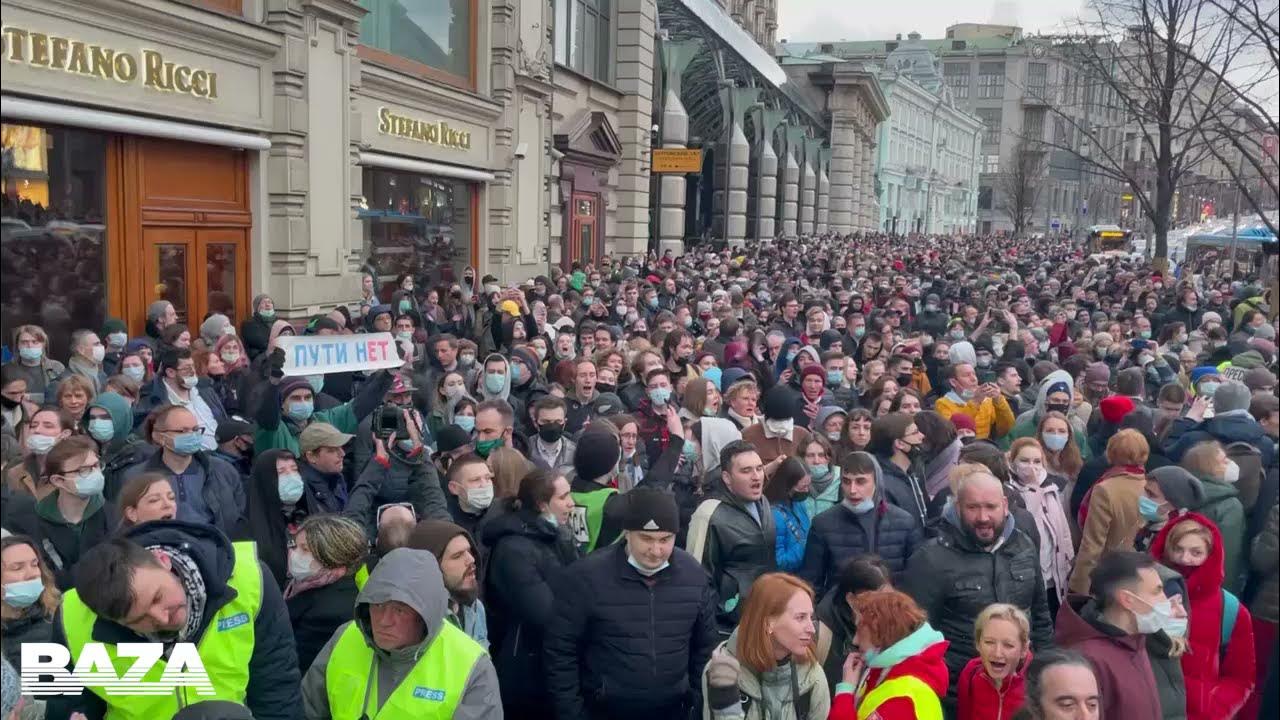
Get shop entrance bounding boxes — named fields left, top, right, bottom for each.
left=568, top=192, right=600, bottom=268
left=113, top=137, right=251, bottom=332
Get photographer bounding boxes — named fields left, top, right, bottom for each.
left=350, top=373, right=450, bottom=530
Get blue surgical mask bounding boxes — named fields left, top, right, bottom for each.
left=307, top=375, right=325, bottom=394
left=1138, top=495, right=1163, bottom=522
left=287, top=400, right=315, bottom=422
left=786, top=349, right=799, bottom=362
left=87, top=418, right=115, bottom=443
left=278, top=472, right=305, bottom=504
left=484, top=372, right=506, bottom=394
left=258, top=308, right=276, bottom=320
left=627, top=554, right=670, bottom=577
left=18, top=346, right=43, bottom=363
left=826, top=370, right=843, bottom=386
left=24, top=434, right=57, bottom=455
left=171, top=432, right=204, bottom=456
left=107, top=332, right=128, bottom=348
left=850, top=498, right=876, bottom=515
left=1042, top=432, right=1069, bottom=452
left=73, top=468, right=105, bottom=497
left=648, top=387, right=672, bottom=406
left=122, top=365, right=146, bottom=382
left=1200, top=381, right=1220, bottom=397
left=809, top=463, right=831, bottom=480
left=454, top=415, right=476, bottom=433
left=3, top=578, right=45, bottom=608
left=853, top=327, right=866, bottom=339
left=1164, top=615, right=1188, bottom=639
left=682, top=439, right=699, bottom=462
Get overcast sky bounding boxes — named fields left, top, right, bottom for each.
left=776, top=0, right=1087, bottom=43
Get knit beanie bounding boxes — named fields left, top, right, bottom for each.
left=573, top=427, right=620, bottom=482
left=1189, top=366, right=1221, bottom=386
left=720, top=367, right=753, bottom=391
left=950, top=413, right=977, bottom=433
left=1230, top=350, right=1266, bottom=370
left=1244, top=367, right=1275, bottom=392
left=1084, top=362, right=1111, bottom=384
left=1148, top=466, right=1206, bottom=510
left=278, top=377, right=313, bottom=401
left=800, top=364, right=826, bottom=384
left=763, top=385, right=795, bottom=420
left=1213, top=381, right=1251, bottom=414
left=1099, top=395, right=1136, bottom=424
left=622, top=486, right=680, bottom=533
left=408, top=519, right=475, bottom=561
left=101, top=317, right=128, bottom=337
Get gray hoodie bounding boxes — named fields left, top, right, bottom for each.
left=1014, top=369, right=1085, bottom=434
left=301, top=548, right=503, bottom=719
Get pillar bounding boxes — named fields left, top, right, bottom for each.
left=713, top=87, right=757, bottom=244
left=614, top=0, right=659, bottom=256
left=799, top=135, right=817, bottom=236
left=658, top=40, right=700, bottom=257
left=828, top=115, right=857, bottom=235
left=862, top=140, right=875, bottom=231
left=850, top=132, right=864, bottom=231
left=780, top=125, right=802, bottom=237
left=750, top=108, right=784, bottom=242
left=816, top=147, right=831, bottom=235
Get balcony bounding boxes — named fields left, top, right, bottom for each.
left=1021, top=87, right=1050, bottom=107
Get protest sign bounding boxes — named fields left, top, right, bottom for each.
left=275, top=333, right=403, bottom=377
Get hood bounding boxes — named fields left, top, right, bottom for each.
left=364, top=304, right=392, bottom=332
left=123, top=520, right=237, bottom=600
left=792, top=345, right=821, bottom=373
left=1149, top=511, right=1224, bottom=600
left=477, top=352, right=512, bottom=401
left=1197, top=477, right=1241, bottom=505
left=1199, top=414, right=1266, bottom=444
left=354, top=548, right=447, bottom=659
left=949, top=341, right=977, bottom=367
left=87, top=392, right=133, bottom=441
left=870, top=624, right=950, bottom=698
left=773, top=338, right=803, bottom=379
left=814, top=406, right=847, bottom=436
left=857, top=452, right=887, bottom=505
left=1033, top=369, right=1075, bottom=420
left=699, top=417, right=743, bottom=474
left=1055, top=594, right=1145, bottom=651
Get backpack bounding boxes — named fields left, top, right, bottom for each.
left=1220, top=589, right=1240, bottom=661
left=1224, top=441, right=1264, bottom=513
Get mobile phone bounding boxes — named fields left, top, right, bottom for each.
left=1130, top=338, right=1147, bottom=349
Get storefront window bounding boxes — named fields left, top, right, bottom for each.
left=359, top=0, right=473, bottom=85
left=1, top=124, right=108, bottom=362
left=359, top=168, right=474, bottom=299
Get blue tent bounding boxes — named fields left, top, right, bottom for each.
left=1185, top=220, right=1278, bottom=249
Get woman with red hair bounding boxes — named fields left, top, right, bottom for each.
left=1150, top=513, right=1256, bottom=720
left=830, top=588, right=948, bottom=720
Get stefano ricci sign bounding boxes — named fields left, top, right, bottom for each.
left=377, top=106, right=473, bottom=150
left=1, top=26, right=221, bottom=99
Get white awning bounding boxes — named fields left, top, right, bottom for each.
left=358, top=151, right=495, bottom=183
left=674, top=0, right=788, bottom=86
left=0, top=96, right=271, bottom=150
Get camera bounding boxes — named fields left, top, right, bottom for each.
left=373, top=404, right=404, bottom=440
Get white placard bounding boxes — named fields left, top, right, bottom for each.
left=275, top=333, right=402, bottom=377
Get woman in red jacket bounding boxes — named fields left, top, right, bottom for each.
left=957, top=603, right=1031, bottom=720
left=1150, top=513, right=1256, bottom=720
left=830, top=588, right=948, bottom=720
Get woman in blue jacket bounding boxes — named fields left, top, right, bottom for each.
left=764, top=457, right=812, bottom=571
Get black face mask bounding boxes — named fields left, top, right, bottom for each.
left=896, top=373, right=914, bottom=387
left=596, top=382, right=616, bottom=395
left=537, top=423, right=565, bottom=444
left=1045, top=402, right=1071, bottom=416
left=0, top=395, right=19, bottom=409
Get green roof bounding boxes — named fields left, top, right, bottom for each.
left=780, top=34, right=1018, bottom=60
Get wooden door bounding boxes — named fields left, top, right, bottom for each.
left=113, top=136, right=251, bottom=333
left=567, top=192, right=600, bottom=269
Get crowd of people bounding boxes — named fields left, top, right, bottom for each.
left=0, top=232, right=1277, bottom=720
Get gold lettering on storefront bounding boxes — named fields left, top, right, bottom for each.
left=1, top=27, right=217, bottom=99
left=377, top=107, right=472, bottom=150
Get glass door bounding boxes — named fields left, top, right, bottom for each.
left=568, top=192, right=599, bottom=269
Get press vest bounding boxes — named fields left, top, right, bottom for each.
left=60, top=541, right=263, bottom=720
left=857, top=675, right=943, bottom=720
left=324, top=619, right=486, bottom=719
left=569, top=486, right=617, bottom=552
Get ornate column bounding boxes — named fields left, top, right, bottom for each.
left=750, top=108, right=784, bottom=241
left=850, top=131, right=864, bottom=231
left=815, top=147, right=830, bottom=235
left=828, top=115, right=857, bottom=234
left=862, top=139, right=876, bottom=230
left=797, top=135, right=815, bottom=235
left=613, top=0, right=659, bottom=256
left=780, top=124, right=802, bottom=237
left=712, top=87, right=756, bottom=244
left=658, top=40, right=700, bottom=256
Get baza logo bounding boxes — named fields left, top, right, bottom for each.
left=21, top=643, right=214, bottom=697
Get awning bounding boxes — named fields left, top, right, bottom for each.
left=357, top=152, right=495, bottom=183
left=1, top=96, right=271, bottom=150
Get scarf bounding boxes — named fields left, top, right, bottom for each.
left=145, top=545, right=207, bottom=647
left=923, top=437, right=962, bottom=500
left=284, top=566, right=348, bottom=600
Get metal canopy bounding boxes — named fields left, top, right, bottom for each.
left=658, top=0, right=825, bottom=149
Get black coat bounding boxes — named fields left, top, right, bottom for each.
left=876, top=455, right=930, bottom=528
left=482, top=505, right=581, bottom=712
left=286, top=574, right=359, bottom=674
left=799, top=499, right=923, bottom=598
left=815, top=587, right=858, bottom=692
left=684, top=482, right=777, bottom=632
left=1, top=603, right=56, bottom=668
left=898, top=511, right=1053, bottom=697
left=240, top=314, right=273, bottom=360
left=8, top=494, right=119, bottom=590
left=45, top=521, right=301, bottom=720
left=544, top=544, right=720, bottom=720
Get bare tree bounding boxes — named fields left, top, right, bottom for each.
left=995, top=140, right=1046, bottom=236
left=1038, top=0, right=1259, bottom=263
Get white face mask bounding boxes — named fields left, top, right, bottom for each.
left=1222, top=459, right=1240, bottom=484
left=463, top=484, right=494, bottom=512
left=90, top=345, right=106, bottom=363
left=289, top=549, right=318, bottom=581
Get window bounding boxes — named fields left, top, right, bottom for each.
left=978, top=185, right=993, bottom=210
left=978, top=62, right=1005, bottom=99
left=359, top=0, right=474, bottom=87
left=2, top=124, right=108, bottom=363
left=554, top=0, right=612, bottom=82
left=982, top=154, right=1000, bottom=174
left=1027, top=62, right=1048, bottom=97
left=976, top=107, right=1002, bottom=145
left=1024, top=109, right=1045, bottom=141
left=360, top=168, right=475, bottom=295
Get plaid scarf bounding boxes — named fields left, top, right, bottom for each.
left=144, top=545, right=207, bottom=648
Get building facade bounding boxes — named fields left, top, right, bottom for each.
left=871, top=35, right=981, bottom=235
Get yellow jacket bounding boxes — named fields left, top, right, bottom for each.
left=934, top=393, right=1015, bottom=441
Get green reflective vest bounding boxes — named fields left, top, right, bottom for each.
left=569, top=486, right=617, bottom=552
left=354, top=564, right=369, bottom=591
left=60, top=541, right=263, bottom=720
left=856, top=675, right=943, bottom=720
left=324, top=619, right=486, bottom=719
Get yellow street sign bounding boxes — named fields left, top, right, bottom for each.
left=652, top=148, right=703, bottom=173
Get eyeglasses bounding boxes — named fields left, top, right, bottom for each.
left=164, top=426, right=206, bottom=435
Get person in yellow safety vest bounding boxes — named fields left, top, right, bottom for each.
left=46, top=520, right=302, bottom=720
left=301, top=547, right=502, bottom=719
left=829, top=588, right=948, bottom=720
left=567, top=425, right=625, bottom=553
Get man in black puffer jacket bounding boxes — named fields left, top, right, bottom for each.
left=545, top=488, right=719, bottom=720
left=899, top=469, right=1053, bottom=704
left=800, top=452, right=923, bottom=598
